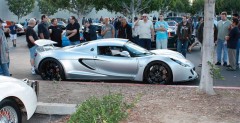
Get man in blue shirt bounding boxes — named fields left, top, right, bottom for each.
left=155, top=14, right=169, bottom=49
left=9, top=21, right=18, bottom=47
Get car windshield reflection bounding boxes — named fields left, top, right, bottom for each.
left=125, top=41, right=153, bottom=57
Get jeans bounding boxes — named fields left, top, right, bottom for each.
left=132, top=36, right=139, bottom=45
left=177, top=40, right=188, bottom=57
left=216, top=39, right=228, bottom=63
left=139, top=38, right=151, bottom=50
left=236, top=39, right=240, bottom=67
left=0, top=61, right=10, bottom=76
left=156, top=39, right=168, bottom=49
left=70, top=41, right=80, bottom=45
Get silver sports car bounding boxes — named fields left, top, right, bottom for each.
left=34, top=39, right=197, bottom=84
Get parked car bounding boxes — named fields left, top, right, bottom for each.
left=58, top=21, right=67, bottom=30
left=15, top=23, right=25, bottom=36
left=164, top=17, right=182, bottom=24
left=167, top=21, right=178, bottom=33
left=34, top=39, right=197, bottom=84
left=0, top=76, right=38, bottom=123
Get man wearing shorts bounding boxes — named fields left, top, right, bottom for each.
left=26, top=18, right=38, bottom=74
left=9, top=21, right=18, bottom=47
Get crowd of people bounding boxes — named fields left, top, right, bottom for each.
left=0, top=11, right=240, bottom=76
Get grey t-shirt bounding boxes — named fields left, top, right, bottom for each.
left=101, top=24, right=114, bottom=38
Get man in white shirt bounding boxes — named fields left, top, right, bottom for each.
left=135, top=14, right=155, bottom=50
left=132, top=17, right=140, bottom=45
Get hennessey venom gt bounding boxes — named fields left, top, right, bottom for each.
left=34, top=39, right=197, bottom=84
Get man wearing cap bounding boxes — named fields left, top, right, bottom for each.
left=135, top=14, right=155, bottom=50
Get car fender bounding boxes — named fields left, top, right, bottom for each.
left=0, top=76, right=37, bottom=120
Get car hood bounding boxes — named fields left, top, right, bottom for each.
left=0, top=76, right=25, bottom=85
left=151, top=49, right=184, bottom=59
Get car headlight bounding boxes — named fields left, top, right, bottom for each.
left=170, top=58, right=190, bottom=67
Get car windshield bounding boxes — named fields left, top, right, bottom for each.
left=167, top=21, right=175, bottom=26
left=125, top=41, right=153, bottom=57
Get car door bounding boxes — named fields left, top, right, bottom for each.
left=95, top=46, right=138, bottom=80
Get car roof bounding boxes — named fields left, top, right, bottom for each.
left=91, top=38, right=128, bottom=46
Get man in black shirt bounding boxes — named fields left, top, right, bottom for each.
left=83, top=20, right=97, bottom=41
left=26, top=18, right=38, bottom=74
left=225, top=18, right=240, bottom=71
left=38, top=15, right=50, bottom=39
left=66, top=16, right=80, bottom=45
left=49, top=18, right=63, bottom=47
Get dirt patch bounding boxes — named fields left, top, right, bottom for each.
left=38, top=81, right=240, bottom=123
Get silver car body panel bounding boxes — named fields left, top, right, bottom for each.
left=34, top=38, right=197, bottom=82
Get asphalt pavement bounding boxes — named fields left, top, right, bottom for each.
left=8, top=35, right=240, bottom=122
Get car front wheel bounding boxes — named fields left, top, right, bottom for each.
left=144, top=61, right=173, bottom=84
left=0, top=99, right=22, bottom=123
left=39, top=58, right=65, bottom=81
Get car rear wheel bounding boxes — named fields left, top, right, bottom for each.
left=39, top=58, right=65, bottom=81
left=144, top=61, right=172, bottom=84
left=0, top=99, right=22, bottom=123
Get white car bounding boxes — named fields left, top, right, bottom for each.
left=0, top=76, right=38, bottom=123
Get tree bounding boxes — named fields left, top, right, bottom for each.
left=6, top=0, right=35, bottom=22
left=94, top=0, right=161, bottom=23
left=69, top=0, right=94, bottom=19
left=199, top=0, right=216, bottom=95
left=38, top=0, right=58, bottom=16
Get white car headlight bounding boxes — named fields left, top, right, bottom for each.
left=170, top=58, right=190, bottom=67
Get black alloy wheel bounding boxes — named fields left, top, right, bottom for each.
left=39, top=58, right=65, bottom=81
left=144, top=61, right=172, bottom=84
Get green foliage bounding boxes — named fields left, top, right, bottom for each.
left=38, top=0, right=58, bottom=16
left=48, top=0, right=94, bottom=18
left=68, top=93, right=140, bottom=123
left=94, top=0, right=160, bottom=16
left=191, top=0, right=204, bottom=15
left=169, top=0, right=191, bottom=13
left=6, top=0, right=35, bottom=21
left=207, top=61, right=224, bottom=80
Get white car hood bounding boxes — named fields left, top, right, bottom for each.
left=151, top=49, right=184, bottom=59
left=0, top=75, right=25, bottom=85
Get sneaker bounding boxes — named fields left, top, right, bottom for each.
left=31, top=67, right=36, bottom=75
left=226, top=66, right=236, bottom=71
left=198, top=64, right=202, bottom=67
left=223, top=62, right=227, bottom=66
left=215, top=62, right=221, bottom=66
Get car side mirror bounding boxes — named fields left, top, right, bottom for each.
left=120, top=51, right=130, bottom=57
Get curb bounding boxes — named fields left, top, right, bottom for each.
left=36, top=102, right=77, bottom=115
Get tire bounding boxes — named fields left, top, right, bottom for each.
left=0, top=99, right=22, bottom=123
left=39, top=58, right=65, bottom=81
left=144, top=61, right=173, bottom=84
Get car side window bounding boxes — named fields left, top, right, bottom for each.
left=98, top=46, right=112, bottom=56
left=98, top=46, right=125, bottom=57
